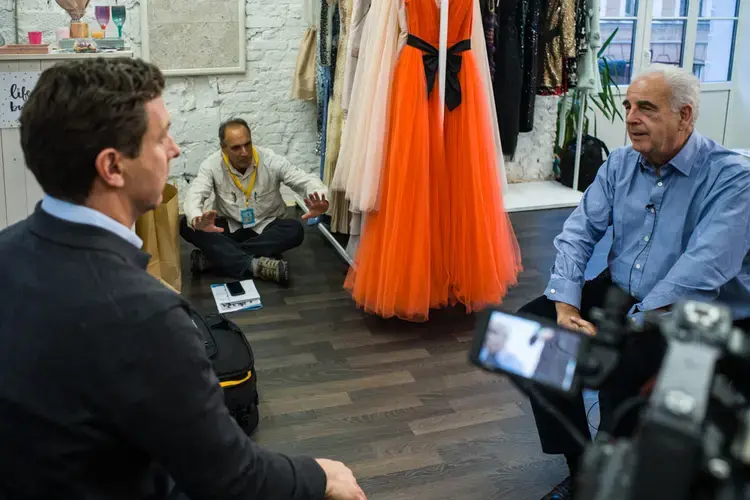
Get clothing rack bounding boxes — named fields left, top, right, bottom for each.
left=572, top=93, right=587, bottom=192
left=292, top=192, right=353, bottom=266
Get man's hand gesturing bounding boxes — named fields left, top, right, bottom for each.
left=302, top=192, right=330, bottom=220
left=192, top=210, right=224, bottom=233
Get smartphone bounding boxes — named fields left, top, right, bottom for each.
left=225, top=281, right=245, bottom=297
left=469, top=310, right=587, bottom=393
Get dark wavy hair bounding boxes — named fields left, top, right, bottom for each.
left=20, top=57, right=165, bottom=204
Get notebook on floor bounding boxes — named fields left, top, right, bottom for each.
left=210, top=280, right=263, bottom=314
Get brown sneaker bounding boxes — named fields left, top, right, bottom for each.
left=252, top=257, right=289, bottom=286
left=190, top=249, right=213, bottom=274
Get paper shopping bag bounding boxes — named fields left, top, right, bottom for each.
left=135, top=183, right=182, bottom=292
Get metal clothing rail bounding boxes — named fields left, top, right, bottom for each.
left=292, top=193, right=353, bottom=266
left=572, top=93, right=587, bottom=192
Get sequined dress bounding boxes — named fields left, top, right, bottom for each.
left=480, top=0, right=497, bottom=80
left=519, top=0, right=542, bottom=131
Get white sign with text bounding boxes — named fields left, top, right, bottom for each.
left=0, top=72, right=41, bottom=128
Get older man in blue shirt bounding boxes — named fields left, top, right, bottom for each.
left=520, top=64, right=750, bottom=500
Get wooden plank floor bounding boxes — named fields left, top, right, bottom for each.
left=181, top=208, right=580, bottom=500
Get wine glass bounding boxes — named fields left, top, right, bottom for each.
left=111, top=5, right=126, bottom=38
left=95, top=6, right=110, bottom=34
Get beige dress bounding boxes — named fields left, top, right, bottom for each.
left=292, top=0, right=320, bottom=100
left=323, top=0, right=354, bottom=233
left=342, top=0, right=372, bottom=112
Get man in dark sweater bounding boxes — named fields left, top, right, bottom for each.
left=0, top=58, right=365, bottom=500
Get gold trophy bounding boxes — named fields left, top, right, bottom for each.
left=54, top=0, right=92, bottom=39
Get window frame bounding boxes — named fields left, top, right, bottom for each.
left=602, top=0, right=743, bottom=90
left=598, top=17, right=640, bottom=84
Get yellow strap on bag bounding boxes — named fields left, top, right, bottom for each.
left=219, top=370, right=253, bottom=388
left=222, top=147, right=260, bottom=207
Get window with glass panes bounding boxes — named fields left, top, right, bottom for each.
left=598, top=0, right=741, bottom=83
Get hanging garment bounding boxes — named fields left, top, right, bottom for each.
left=315, top=47, right=325, bottom=154
left=318, top=1, right=338, bottom=176
left=539, top=0, right=577, bottom=92
left=493, top=0, right=523, bottom=157
left=518, top=0, right=542, bottom=131
left=479, top=0, right=497, bottom=81
left=339, top=0, right=373, bottom=247
left=539, top=0, right=563, bottom=91
left=292, top=0, right=321, bottom=100
left=316, top=0, right=335, bottom=156
left=567, top=0, right=589, bottom=88
left=345, top=211, right=363, bottom=260
left=344, top=0, right=521, bottom=322
left=563, top=0, right=578, bottom=58
left=338, top=0, right=373, bottom=246
left=333, top=0, right=508, bottom=214
left=342, top=0, right=372, bottom=112
left=324, top=0, right=354, bottom=233
left=318, top=66, right=332, bottom=175
left=330, top=0, right=402, bottom=213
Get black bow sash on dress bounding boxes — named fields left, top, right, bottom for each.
left=406, top=34, right=471, bottom=111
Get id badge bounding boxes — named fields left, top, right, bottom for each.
left=240, top=207, right=256, bottom=228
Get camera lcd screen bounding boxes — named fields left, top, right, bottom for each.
left=474, top=311, right=583, bottom=392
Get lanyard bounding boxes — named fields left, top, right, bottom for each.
left=223, top=147, right=259, bottom=207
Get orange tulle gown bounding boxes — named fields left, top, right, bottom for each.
left=345, top=0, right=522, bottom=322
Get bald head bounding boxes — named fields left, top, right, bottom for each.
left=624, top=65, right=700, bottom=167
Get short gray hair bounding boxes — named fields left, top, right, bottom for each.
left=636, top=64, right=701, bottom=124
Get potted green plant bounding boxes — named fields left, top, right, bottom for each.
left=555, top=28, right=625, bottom=158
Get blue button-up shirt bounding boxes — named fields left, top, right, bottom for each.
left=545, top=132, right=750, bottom=320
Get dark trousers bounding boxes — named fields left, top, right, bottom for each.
left=519, top=272, right=666, bottom=458
left=520, top=272, right=750, bottom=460
left=179, top=216, right=304, bottom=279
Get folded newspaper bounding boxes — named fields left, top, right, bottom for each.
left=210, top=280, right=262, bottom=314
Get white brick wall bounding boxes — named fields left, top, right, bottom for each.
left=1, top=0, right=556, bottom=196
left=506, top=95, right=559, bottom=183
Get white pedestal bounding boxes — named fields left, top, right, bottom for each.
left=505, top=180, right=583, bottom=213
left=0, top=51, right=133, bottom=230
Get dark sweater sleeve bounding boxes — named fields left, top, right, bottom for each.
left=103, top=306, right=327, bottom=500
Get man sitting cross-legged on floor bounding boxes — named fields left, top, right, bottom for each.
left=181, top=118, right=329, bottom=285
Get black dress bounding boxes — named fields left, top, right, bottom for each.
left=493, top=0, right=523, bottom=157
left=480, top=0, right=498, bottom=82
left=519, top=0, right=544, bottom=132
left=493, top=0, right=545, bottom=155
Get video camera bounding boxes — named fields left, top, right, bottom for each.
left=469, top=288, right=750, bottom=500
